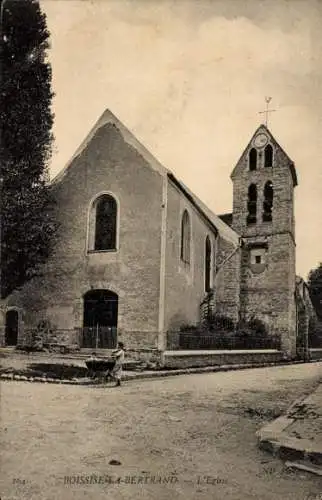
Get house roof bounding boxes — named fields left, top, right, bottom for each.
left=51, top=108, right=240, bottom=247
left=231, top=124, right=298, bottom=187
left=218, top=213, right=233, bottom=227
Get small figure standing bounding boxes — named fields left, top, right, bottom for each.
left=112, top=342, right=125, bottom=387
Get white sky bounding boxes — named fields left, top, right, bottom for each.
left=41, top=0, right=322, bottom=279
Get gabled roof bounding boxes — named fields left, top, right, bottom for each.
left=51, top=108, right=240, bottom=247
left=51, top=109, right=168, bottom=186
left=231, top=124, right=298, bottom=187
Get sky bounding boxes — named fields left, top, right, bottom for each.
left=41, top=0, right=322, bottom=279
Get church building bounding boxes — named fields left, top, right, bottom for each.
left=0, top=109, right=312, bottom=360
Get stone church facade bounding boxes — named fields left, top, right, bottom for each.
left=0, top=109, right=313, bottom=358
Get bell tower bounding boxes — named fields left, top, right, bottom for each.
left=231, top=124, right=298, bottom=357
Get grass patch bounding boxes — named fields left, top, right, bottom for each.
left=0, top=363, right=88, bottom=380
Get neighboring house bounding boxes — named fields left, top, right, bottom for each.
left=0, top=110, right=310, bottom=359
left=295, top=276, right=317, bottom=356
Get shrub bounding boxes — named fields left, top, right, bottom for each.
left=235, top=319, right=251, bottom=337
left=179, top=324, right=200, bottom=333
left=235, top=316, right=268, bottom=337
left=206, top=314, right=235, bottom=333
left=175, top=314, right=272, bottom=349
left=308, top=317, right=322, bottom=348
left=16, top=319, right=56, bottom=352
left=246, top=316, right=268, bottom=337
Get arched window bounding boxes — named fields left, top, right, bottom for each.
left=205, top=236, right=212, bottom=292
left=263, top=181, right=273, bottom=222
left=90, top=194, right=117, bottom=251
left=264, top=144, right=273, bottom=168
left=181, top=210, right=191, bottom=264
left=249, top=148, right=257, bottom=171
left=247, top=184, right=257, bottom=225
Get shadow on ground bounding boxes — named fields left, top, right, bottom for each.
left=0, top=363, right=88, bottom=380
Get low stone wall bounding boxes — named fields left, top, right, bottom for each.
left=162, top=349, right=284, bottom=369
left=123, top=348, right=162, bottom=365
left=117, top=331, right=159, bottom=350
left=17, top=329, right=79, bottom=349
left=15, top=328, right=160, bottom=351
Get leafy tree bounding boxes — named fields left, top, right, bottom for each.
left=0, top=0, right=57, bottom=298
left=308, top=316, right=322, bottom=348
left=307, top=262, right=322, bottom=321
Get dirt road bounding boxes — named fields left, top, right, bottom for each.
left=1, top=362, right=321, bottom=499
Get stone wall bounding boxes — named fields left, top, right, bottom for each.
left=162, top=350, right=283, bottom=368
left=214, top=236, right=241, bottom=322
left=230, top=126, right=297, bottom=357
left=163, top=179, right=218, bottom=332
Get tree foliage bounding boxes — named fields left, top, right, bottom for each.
left=0, top=0, right=57, bottom=298
left=307, top=262, right=322, bottom=321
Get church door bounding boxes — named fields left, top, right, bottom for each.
left=5, top=310, right=19, bottom=346
left=82, top=290, right=118, bottom=349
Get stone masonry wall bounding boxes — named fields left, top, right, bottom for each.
left=231, top=127, right=297, bottom=356
left=163, top=180, right=218, bottom=333
left=214, top=236, right=241, bottom=322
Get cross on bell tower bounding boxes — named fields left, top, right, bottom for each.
left=259, top=97, right=276, bottom=127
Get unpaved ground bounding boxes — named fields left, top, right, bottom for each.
left=1, top=362, right=321, bottom=500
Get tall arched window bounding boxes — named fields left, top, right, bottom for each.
left=205, top=236, right=211, bottom=292
left=264, top=144, right=273, bottom=168
left=181, top=210, right=191, bottom=264
left=247, top=184, right=257, bottom=225
left=249, top=148, right=257, bottom=171
left=94, top=194, right=117, bottom=251
left=263, top=181, right=273, bottom=222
